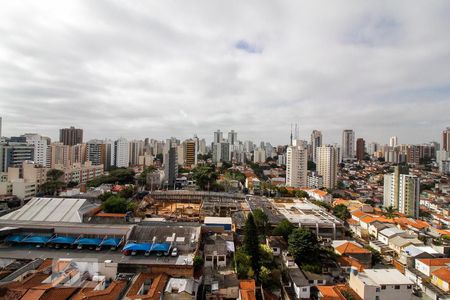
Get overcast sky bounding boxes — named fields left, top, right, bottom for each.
left=0, top=1, right=449, bottom=145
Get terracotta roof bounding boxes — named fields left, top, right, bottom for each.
left=433, top=267, right=450, bottom=283
left=317, top=285, right=342, bottom=300
left=40, top=287, right=79, bottom=300
left=359, top=216, right=377, bottom=224
left=74, top=280, right=127, bottom=300
left=347, top=219, right=358, bottom=225
left=418, top=258, right=450, bottom=267
left=351, top=211, right=366, bottom=218
left=127, top=273, right=168, bottom=300
left=335, top=242, right=370, bottom=255
left=239, top=279, right=256, bottom=291
left=95, top=212, right=127, bottom=218
left=241, top=289, right=256, bottom=300
left=20, top=289, right=46, bottom=300
left=337, top=256, right=365, bottom=272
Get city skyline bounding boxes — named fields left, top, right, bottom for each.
left=1, top=1, right=450, bottom=144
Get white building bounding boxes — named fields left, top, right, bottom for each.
left=317, top=145, right=339, bottom=189
left=389, top=136, right=398, bottom=148
left=253, top=148, right=266, bottom=163
left=341, top=129, right=355, bottom=161
left=23, top=134, right=49, bottom=167
left=384, top=166, right=420, bottom=218
left=114, top=137, right=129, bottom=168
left=349, top=269, right=414, bottom=300
left=286, top=144, right=308, bottom=188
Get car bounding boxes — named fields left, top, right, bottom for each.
left=171, top=247, right=178, bottom=257
left=156, top=251, right=163, bottom=257
left=35, top=244, right=42, bottom=248
left=111, top=246, right=117, bottom=251
left=95, top=246, right=101, bottom=251
left=144, top=251, right=150, bottom=256
left=55, top=244, right=60, bottom=249
left=77, top=245, right=83, bottom=250
left=131, top=251, right=137, bottom=256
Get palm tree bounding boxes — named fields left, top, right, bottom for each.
left=384, top=206, right=397, bottom=219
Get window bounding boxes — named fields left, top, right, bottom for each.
left=381, top=285, right=386, bottom=290
left=407, top=285, right=412, bottom=289
left=376, top=288, right=380, bottom=292
left=302, top=288, right=308, bottom=292
left=394, top=285, right=400, bottom=290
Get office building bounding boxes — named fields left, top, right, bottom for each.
left=86, top=139, right=107, bottom=166
left=341, top=129, right=355, bottom=161
left=317, top=145, right=339, bottom=189
left=114, top=138, right=129, bottom=168
left=0, top=143, right=35, bottom=172
left=198, top=138, right=206, bottom=155
left=356, top=138, right=365, bottom=160
left=59, top=126, right=83, bottom=146
left=286, top=144, right=308, bottom=188
left=212, top=142, right=230, bottom=163
left=389, top=136, right=398, bottom=148
left=310, top=130, right=322, bottom=163
left=49, top=142, right=71, bottom=168
left=384, top=166, right=420, bottom=218
left=443, top=127, right=450, bottom=152
left=228, top=130, right=238, bottom=145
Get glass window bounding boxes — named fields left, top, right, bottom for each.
left=381, top=285, right=386, bottom=290
left=394, top=285, right=400, bottom=290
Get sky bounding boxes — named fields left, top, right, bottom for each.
left=0, top=1, right=449, bottom=146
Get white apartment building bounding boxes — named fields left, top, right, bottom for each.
left=349, top=269, right=413, bottom=300
left=384, top=166, right=420, bottom=218
left=286, top=144, right=307, bottom=188
left=253, top=148, right=266, bottom=163
left=390, top=136, right=399, bottom=148
left=317, top=145, right=339, bottom=189
left=23, top=134, right=49, bottom=167
left=114, top=137, right=129, bottom=168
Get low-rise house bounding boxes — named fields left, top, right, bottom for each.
left=388, top=236, right=423, bottom=255
left=416, top=258, right=450, bottom=277
left=378, top=227, right=406, bottom=245
left=164, top=278, right=198, bottom=300
left=334, top=241, right=372, bottom=268
left=431, top=267, right=450, bottom=292
left=266, top=236, right=288, bottom=257
left=349, top=269, right=414, bottom=300
left=204, top=234, right=229, bottom=269
left=286, top=264, right=311, bottom=300
left=368, top=221, right=393, bottom=239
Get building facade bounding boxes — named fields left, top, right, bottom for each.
left=286, top=145, right=308, bottom=188
left=59, top=126, right=83, bottom=146
left=341, top=129, right=355, bottom=161
left=317, top=145, right=339, bottom=189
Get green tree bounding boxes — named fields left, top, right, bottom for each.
left=47, top=169, right=64, bottom=181
left=259, top=266, right=272, bottom=286
left=193, top=255, right=204, bottom=270
left=41, top=169, right=66, bottom=195
left=253, top=209, right=269, bottom=236
left=272, top=219, right=294, bottom=240
left=259, top=244, right=274, bottom=265
left=235, top=249, right=254, bottom=279
left=333, top=204, right=351, bottom=221
left=295, top=190, right=309, bottom=199
left=119, top=186, right=135, bottom=199
left=98, top=192, right=114, bottom=202
left=137, top=166, right=157, bottom=185
left=288, top=228, right=320, bottom=264
left=192, top=166, right=218, bottom=190
left=102, top=196, right=129, bottom=213
left=384, top=206, right=396, bottom=219
left=244, top=213, right=261, bottom=277
left=224, top=170, right=246, bottom=184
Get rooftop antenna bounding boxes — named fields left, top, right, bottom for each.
left=290, top=123, right=293, bottom=146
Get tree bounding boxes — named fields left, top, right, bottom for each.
left=295, top=190, right=309, bottom=199
left=384, top=206, right=396, bottom=219
left=40, top=169, right=66, bottom=195
left=102, top=196, right=129, bottom=213
left=119, top=186, right=135, bottom=199
left=137, top=166, right=157, bottom=185
left=259, top=266, right=272, bottom=286
left=243, top=213, right=261, bottom=277
left=47, top=169, right=64, bottom=181
left=288, top=228, right=320, bottom=264
left=224, top=170, right=246, bottom=184
left=98, top=191, right=114, bottom=202
left=259, top=244, right=274, bottom=265
left=192, top=166, right=218, bottom=190
left=253, top=209, right=269, bottom=236
left=235, top=249, right=254, bottom=279
left=193, top=255, right=204, bottom=270
left=333, top=204, right=351, bottom=221
left=365, top=246, right=382, bottom=266
left=272, top=219, right=294, bottom=240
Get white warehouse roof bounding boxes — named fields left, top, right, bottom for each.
left=0, top=197, right=98, bottom=223
left=204, top=217, right=233, bottom=224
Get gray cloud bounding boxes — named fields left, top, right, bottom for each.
left=0, top=0, right=449, bottom=146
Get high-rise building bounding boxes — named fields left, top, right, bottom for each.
left=443, top=127, right=450, bottom=152
left=129, top=140, right=144, bottom=166
left=183, top=139, right=197, bottom=167
left=164, top=142, right=178, bottom=188
left=214, top=130, right=223, bottom=144
left=341, top=129, right=355, bottom=161
left=286, top=144, right=308, bottom=188
left=50, top=142, right=71, bottom=168
left=59, top=126, right=83, bottom=146
left=389, top=136, right=398, bottom=148
left=0, top=117, right=2, bottom=137
left=212, top=142, right=230, bottom=163
left=71, top=143, right=87, bottom=164
left=356, top=138, right=366, bottom=160
left=23, top=134, right=50, bottom=167
left=317, top=145, right=339, bottom=189
left=253, top=148, right=266, bottom=163
left=198, top=139, right=207, bottom=155
left=114, top=138, right=129, bottom=168
left=0, top=142, right=35, bottom=172
left=310, top=130, right=322, bottom=163
left=86, top=139, right=106, bottom=166
left=384, top=166, right=420, bottom=218
left=228, top=130, right=238, bottom=145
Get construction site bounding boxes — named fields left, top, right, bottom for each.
left=137, top=191, right=250, bottom=223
